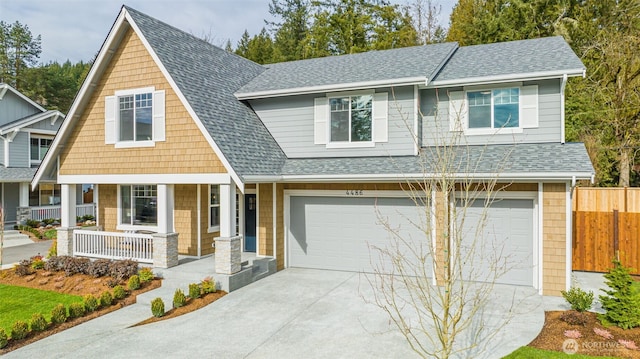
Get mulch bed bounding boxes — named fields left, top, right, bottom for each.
left=132, top=290, right=226, bottom=327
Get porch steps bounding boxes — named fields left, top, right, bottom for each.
left=135, top=257, right=277, bottom=309
left=1, top=230, right=33, bottom=248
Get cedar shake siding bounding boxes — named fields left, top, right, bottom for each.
left=58, top=29, right=226, bottom=176
left=542, top=183, right=568, bottom=296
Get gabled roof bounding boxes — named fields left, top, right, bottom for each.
left=0, top=83, right=47, bottom=113
left=0, top=110, right=64, bottom=135
left=126, top=7, right=286, bottom=177
left=235, top=43, right=458, bottom=99
left=34, top=6, right=286, bottom=189
left=431, top=36, right=585, bottom=86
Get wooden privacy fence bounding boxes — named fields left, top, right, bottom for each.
left=572, top=187, right=640, bottom=274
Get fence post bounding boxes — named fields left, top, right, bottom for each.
left=613, top=209, right=619, bottom=261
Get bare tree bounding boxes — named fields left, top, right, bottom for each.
left=366, top=89, right=532, bottom=358
left=408, top=0, right=446, bottom=44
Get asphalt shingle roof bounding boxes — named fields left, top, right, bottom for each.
left=280, top=142, right=594, bottom=177
left=0, top=167, right=37, bottom=182
left=126, top=7, right=286, bottom=177
left=236, top=43, right=458, bottom=96
left=432, top=36, right=585, bottom=82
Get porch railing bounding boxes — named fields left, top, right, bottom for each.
left=73, top=229, right=153, bottom=263
left=29, top=203, right=96, bottom=222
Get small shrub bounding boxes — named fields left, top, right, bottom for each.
left=63, top=257, right=90, bottom=276
left=127, top=275, right=140, bottom=290
left=14, top=260, right=34, bottom=276
left=44, top=229, right=57, bottom=240
left=83, top=294, right=99, bottom=312
left=99, top=291, right=113, bottom=307
left=559, top=310, right=589, bottom=326
left=47, top=240, right=57, bottom=258
left=87, top=259, right=112, bottom=277
left=173, top=289, right=186, bottom=308
left=105, top=278, right=120, bottom=288
left=189, top=283, right=201, bottom=299
left=593, top=327, right=614, bottom=339
left=25, top=219, right=41, bottom=228
left=138, top=267, right=154, bottom=283
left=44, top=255, right=66, bottom=272
left=561, top=287, right=594, bottom=312
left=201, top=276, right=216, bottom=294
left=81, top=214, right=95, bottom=221
left=30, top=313, right=48, bottom=332
left=42, top=218, right=57, bottom=225
left=68, top=302, right=86, bottom=318
left=110, top=259, right=139, bottom=281
left=31, top=255, right=45, bottom=270
left=11, top=320, right=29, bottom=340
left=564, top=329, right=582, bottom=339
left=151, top=298, right=165, bottom=318
left=0, top=328, right=7, bottom=348
left=50, top=304, right=67, bottom=324
left=112, top=285, right=126, bottom=300
left=599, top=260, right=640, bottom=329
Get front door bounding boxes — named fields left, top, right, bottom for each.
left=244, top=194, right=257, bottom=252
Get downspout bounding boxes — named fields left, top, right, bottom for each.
left=560, top=74, right=568, bottom=144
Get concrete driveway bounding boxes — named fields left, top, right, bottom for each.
left=5, top=268, right=545, bottom=359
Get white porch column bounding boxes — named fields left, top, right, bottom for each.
left=19, top=182, right=29, bottom=207
left=61, top=184, right=77, bottom=227
left=219, top=183, right=237, bottom=237
left=156, top=184, right=174, bottom=233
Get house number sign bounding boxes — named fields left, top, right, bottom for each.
left=345, top=189, right=364, bottom=196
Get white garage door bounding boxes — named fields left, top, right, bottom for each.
left=288, top=196, right=431, bottom=274
left=456, top=198, right=534, bottom=286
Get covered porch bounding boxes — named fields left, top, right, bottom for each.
left=56, top=180, right=252, bottom=271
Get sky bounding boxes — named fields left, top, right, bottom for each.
left=1, top=0, right=457, bottom=64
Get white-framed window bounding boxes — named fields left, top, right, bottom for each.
left=329, top=94, right=373, bottom=142
left=448, top=84, right=538, bottom=135
left=119, top=185, right=157, bottom=227
left=30, top=136, right=53, bottom=165
left=208, top=184, right=220, bottom=232
left=29, top=183, right=61, bottom=206
left=314, top=91, right=388, bottom=147
left=105, top=87, right=165, bottom=147
left=468, top=88, right=519, bottom=129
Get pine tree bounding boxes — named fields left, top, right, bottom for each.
left=599, top=260, right=640, bottom=329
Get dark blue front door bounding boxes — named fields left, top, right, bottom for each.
left=244, top=194, right=257, bottom=252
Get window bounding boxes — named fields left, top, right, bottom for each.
left=468, top=88, right=519, bottom=129
left=105, top=88, right=165, bottom=146
left=119, top=93, right=153, bottom=141
left=30, top=137, right=53, bottom=164
left=209, top=185, right=220, bottom=230
left=329, top=94, right=373, bottom=142
left=120, top=185, right=157, bottom=226
left=29, top=184, right=61, bottom=206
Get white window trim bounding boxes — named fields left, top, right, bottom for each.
left=463, top=84, right=524, bottom=136
left=208, top=184, right=221, bottom=233
left=29, top=134, right=54, bottom=166
left=113, top=86, right=158, bottom=145
left=326, top=89, right=376, bottom=148
left=116, top=184, right=159, bottom=232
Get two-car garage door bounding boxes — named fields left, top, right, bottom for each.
left=288, top=196, right=430, bottom=274
left=287, top=195, right=535, bottom=287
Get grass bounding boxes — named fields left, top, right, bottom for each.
left=0, top=284, right=82, bottom=336
left=44, top=229, right=57, bottom=240
left=503, top=346, right=621, bottom=358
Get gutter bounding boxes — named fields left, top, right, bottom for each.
left=560, top=74, right=568, bottom=144
left=243, top=172, right=595, bottom=183
left=429, top=68, right=585, bottom=88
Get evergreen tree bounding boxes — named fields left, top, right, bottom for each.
left=599, top=260, right=640, bottom=329
left=268, top=0, right=311, bottom=61
left=0, top=21, right=42, bottom=90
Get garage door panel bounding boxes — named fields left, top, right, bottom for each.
left=289, top=196, right=431, bottom=274
left=457, top=198, right=534, bottom=286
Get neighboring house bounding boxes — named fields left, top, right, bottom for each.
left=0, top=83, right=67, bottom=223
left=33, top=6, right=594, bottom=296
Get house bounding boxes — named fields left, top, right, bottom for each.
left=0, top=83, right=94, bottom=224
left=33, top=6, right=594, bottom=295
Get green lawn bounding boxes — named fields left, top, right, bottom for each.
left=0, top=284, right=83, bottom=336
left=503, top=346, right=621, bottom=358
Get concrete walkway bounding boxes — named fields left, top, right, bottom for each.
left=5, top=268, right=546, bottom=359
left=1, top=240, right=51, bottom=269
